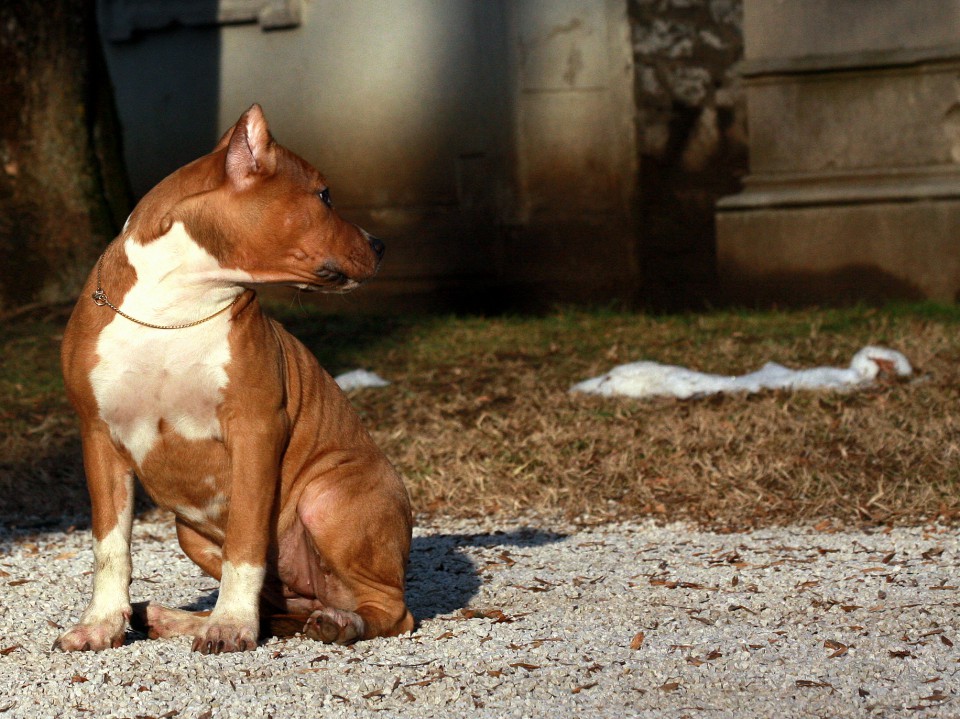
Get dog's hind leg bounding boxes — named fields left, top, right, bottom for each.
left=288, top=472, right=414, bottom=644
left=174, top=519, right=224, bottom=579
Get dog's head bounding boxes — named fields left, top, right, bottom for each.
left=147, top=104, right=384, bottom=293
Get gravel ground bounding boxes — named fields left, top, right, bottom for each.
left=0, top=514, right=957, bottom=718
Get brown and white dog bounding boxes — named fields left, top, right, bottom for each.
left=55, top=104, right=413, bottom=654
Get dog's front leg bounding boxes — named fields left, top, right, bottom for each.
left=55, top=428, right=134, bottom=651
left=192, top=426, right=281, bottom=654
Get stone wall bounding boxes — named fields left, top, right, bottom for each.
left=99, top=0, right=640, bottom=312
left=99, top=0, right=759, bottom=311
left=717, top=0, right=960, bottom=306
left=629, top=0, right=746, bottom=309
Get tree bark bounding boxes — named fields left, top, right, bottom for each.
left=0, top=0, right=130, bottom=311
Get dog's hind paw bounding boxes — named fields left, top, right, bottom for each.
left=303, top=608, right=364, bottom=645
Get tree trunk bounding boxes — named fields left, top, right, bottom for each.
left=0, top=0, right=130, bottom=311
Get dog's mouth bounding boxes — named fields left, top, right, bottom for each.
left=296, top=264, right=364, bottom=293
left=315, top=265, right=349, bottom=286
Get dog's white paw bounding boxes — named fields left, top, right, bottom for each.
left=54, top=614, right=128, bottom=651
left=191, top=618, right=258, bottom=654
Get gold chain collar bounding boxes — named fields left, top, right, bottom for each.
left=91, top=252, right=241, bottom=330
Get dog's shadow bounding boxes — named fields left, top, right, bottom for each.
left=405, top=526, right=566, bottom=622
left=141, top=526, right=567, bottom=628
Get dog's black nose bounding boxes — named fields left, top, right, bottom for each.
left=369, top=236, right=385, bottom=260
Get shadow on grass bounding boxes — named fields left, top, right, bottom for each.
left=263, top=303, right=427, bottom=377
left=405, top=527, right=566, bottom=623
left=0, top=437, right=90, bottom=530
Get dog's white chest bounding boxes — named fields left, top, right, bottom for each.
left=90, top=228, right=244, bottom=467
left=92, top=317, right=231, bottom=466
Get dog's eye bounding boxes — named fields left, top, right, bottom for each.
left=317, top=188, right=333, bottom=208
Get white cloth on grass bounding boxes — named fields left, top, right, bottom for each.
left=333, top=369, right=390, bottom=391
left=570, top=346, right=912, bottom=400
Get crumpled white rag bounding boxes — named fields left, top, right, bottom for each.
left=570, top=346, right=912, bottom=400
left=333, top=369, right=390, bottom=391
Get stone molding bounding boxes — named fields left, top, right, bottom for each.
left=719, top=165, right=960, bottom=210
left=740, top=42, right=960, bottom=79
left=101, top=0, right=301, bottom=41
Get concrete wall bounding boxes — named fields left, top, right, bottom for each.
left=743, top=0, right=960, bottom=61
left=100, top=1, right=960, bottom=309
left=503, top=0, right=639, bottom=306
left=717, top=0, right=960, bottom=305
left=99, top=0, right=638, bottom=311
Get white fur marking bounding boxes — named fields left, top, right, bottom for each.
left=176, top=505, right=208, bottom=527
left=205, top=493, right=228, bottom=519
left=212, top=561, right=265, bottom=624
left=83, top=524, right=132, bottom=623
left=175, top=495, right=228, bottom=539
left=90, top=224, right=252, bottom=467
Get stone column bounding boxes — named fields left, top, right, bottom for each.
left=717, top=0, right=960, bottom=304
left=501, top=0, right=640, bottom=307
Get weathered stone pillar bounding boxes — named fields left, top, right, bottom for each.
left=502, top=0, right=640, bottom=308
left=717, top=0, right=960, bottom=305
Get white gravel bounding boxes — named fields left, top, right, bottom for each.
left=0, top=514, right=957, bottom=718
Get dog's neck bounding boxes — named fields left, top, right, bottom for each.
left=115, top=222, right=251, bottom=327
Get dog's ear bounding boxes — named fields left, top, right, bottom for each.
left=212, top=125, right=234, bottom=152
left=225, top=103, right=277, bottom=187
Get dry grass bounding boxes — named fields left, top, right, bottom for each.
left=3, top=302, right=960, bottom=529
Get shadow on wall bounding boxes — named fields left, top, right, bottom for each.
left=718, top=262, right=926, bottom=307
left=629, top=0, right=747, bottom=311
left=640, top=101, right=747, bottom=311
left=98, top=1, right=516, bottom=313
left=98, top=1, right=223, bottom=197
